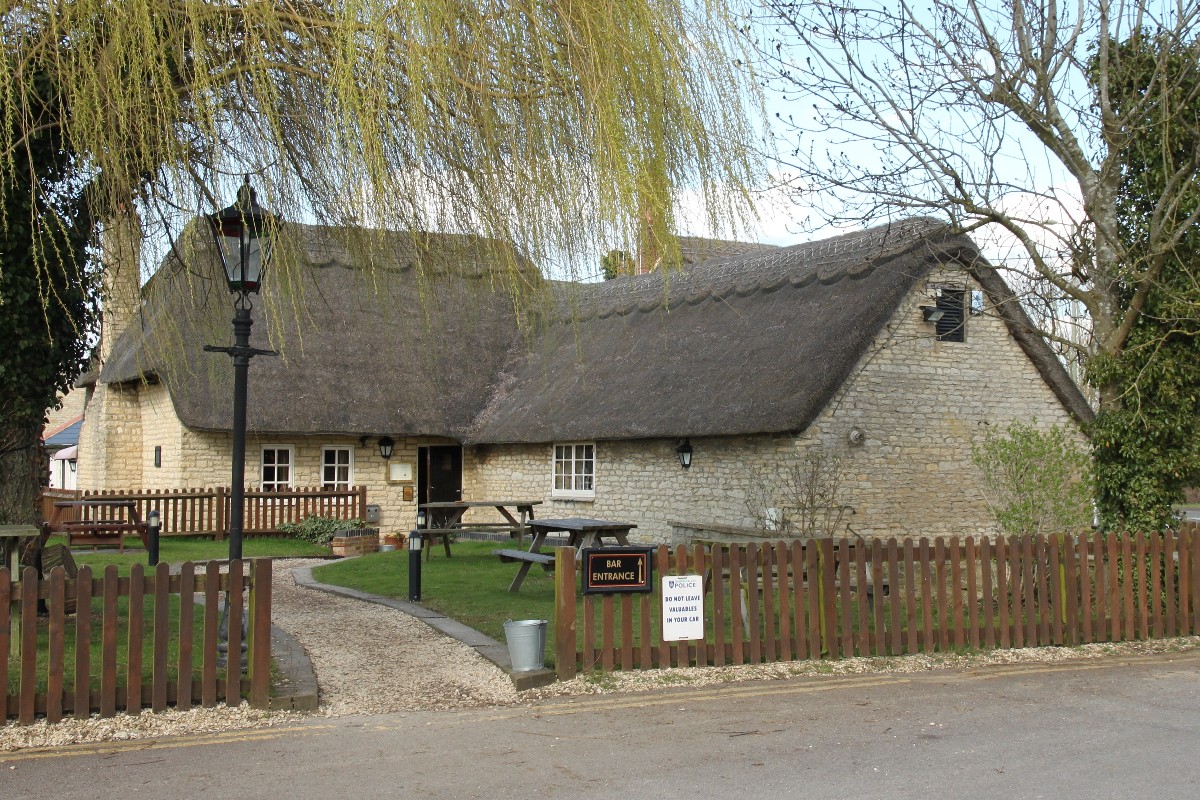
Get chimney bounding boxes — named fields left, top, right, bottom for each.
left=635, top=204, right=660, bottom=275
left=98, top=205, right=142, bottom=365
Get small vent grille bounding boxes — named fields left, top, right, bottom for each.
left=935, top=289, right=966, bottom=342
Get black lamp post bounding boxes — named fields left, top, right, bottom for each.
left=203, top=176, right=278, bottom=561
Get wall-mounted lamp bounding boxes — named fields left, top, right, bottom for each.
left=378, top=436, right=395, bottom=460
left=675, top=439, right=693, bottom=469
left=921, top=305, right=945, bottom=323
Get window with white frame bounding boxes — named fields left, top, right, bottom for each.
left=321, top=446, right=354, bottom=490
left=552, top=443, right=595, bottom=499
left=260, top=446, right=294, bottom=491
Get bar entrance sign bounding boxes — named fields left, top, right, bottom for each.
left=581, top=548, right=653, bottom=594
left=661, top=574, right=704, bottom=641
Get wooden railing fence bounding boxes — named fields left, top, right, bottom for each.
left=554, top=527, right=1200, bottom=678
left=2, top=560, right=272, bottom=724
left=45, top=486, right=367, bottom=538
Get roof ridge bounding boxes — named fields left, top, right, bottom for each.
left=554, top=217, right=949, bottom=321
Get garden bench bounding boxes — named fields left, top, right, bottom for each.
left=493, top=548, right=556, bottom=567
left=54, top=500, right=149, bottom=552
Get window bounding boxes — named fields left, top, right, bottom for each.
left=553, top=443, right=595, bottom=499
left=322, top=446, right=354, bottom=490
left=934, top=287, right=966, bottom=342
left=261, top=446, right=294, bottom=491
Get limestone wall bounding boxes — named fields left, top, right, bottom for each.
left=466, top=267, right=1089, bottom=544
left=169, top=430, right=432, bottom=534
left=76, top=382, right=143, bottom=490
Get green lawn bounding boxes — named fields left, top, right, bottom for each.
left=312, top=541, right=559, bottom=663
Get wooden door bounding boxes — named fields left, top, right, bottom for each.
left=418, top=446, right=462, bottom=507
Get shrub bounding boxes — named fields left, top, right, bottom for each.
left=745, top=451, right=853, bottom=536
left=972, top=420, right=1092, bottom=538
left=278, top=515, right=365, bottom=545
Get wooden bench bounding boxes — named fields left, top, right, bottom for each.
left=54, top=499, right=150, bottom=552
left=62, top=520, right=150, bottom=552
left=493, top=548, right=555, bottom=567
left=493, top=548, right=556, bottom=592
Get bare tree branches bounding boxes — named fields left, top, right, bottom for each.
left=759, top=1, right=1200, bottom=408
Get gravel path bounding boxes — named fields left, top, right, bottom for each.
left=4, top=557, right=1200, bottom=752
left=273, top=560, right=522, bottom=714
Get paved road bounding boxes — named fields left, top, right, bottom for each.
left=3, top=651, right=1198, bottom=799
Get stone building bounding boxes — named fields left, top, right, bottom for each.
left=74, top=218, right=1093, bottom=543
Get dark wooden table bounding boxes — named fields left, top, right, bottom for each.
left=53, top=499, right=148, bottom=552
left=496, top=518, right=637, bottom=592
left=0, top=524, right=45, bottom=576
left=417, top=500, right=542, bottom=562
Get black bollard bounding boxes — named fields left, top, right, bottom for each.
left=148, top=509, right=161, bottom=566
left=408, top=529, right=422, bottom=602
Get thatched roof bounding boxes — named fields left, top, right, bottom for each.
left=468, top=218, right=1094, bottom=443
left=100, top=218, right=1092, bottom=443
left=100, top=226, right=536, bottom=439
left=676, top=236, right=780, bottom=265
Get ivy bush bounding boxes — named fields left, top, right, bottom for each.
left=279, top=516, right=365, bottom=545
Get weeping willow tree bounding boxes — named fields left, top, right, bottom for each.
left=1, top=1, right=763, bottom=518
left=2, top=1, right=763, bottom=274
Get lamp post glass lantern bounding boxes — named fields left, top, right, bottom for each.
left=211, top=176, right=275, bottom=298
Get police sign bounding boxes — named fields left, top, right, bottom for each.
left=661, top=574, right=705, bottom=641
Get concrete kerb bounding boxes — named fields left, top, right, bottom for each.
left=290, top=563, right=557, bottom=692
left=269, top=624, right=320, bottom=711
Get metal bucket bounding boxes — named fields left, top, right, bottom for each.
left=503, top=619, right=548, bottom=672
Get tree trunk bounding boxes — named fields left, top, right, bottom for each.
left=0, top=423, right=45, bottom=525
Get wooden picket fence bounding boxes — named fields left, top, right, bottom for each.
left=553, top=527, right=1200, bottom=678
left=45, top=486, right=367, bottom=538
left=2, top=560, right=272, bottom=724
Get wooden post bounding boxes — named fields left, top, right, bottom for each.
left=216, top=487, right=228, bottom=541
left=248, top=559, right=273, bottom=708
left=554, top=547, right=577, bottom=681
left=74, top=566, right=93, bottom=719
left=19, top=568, right=38, bottom=724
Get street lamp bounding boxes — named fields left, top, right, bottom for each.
left=203, top=176, right=279, bottom=562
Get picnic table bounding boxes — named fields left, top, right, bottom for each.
left=53, top=499, right=149, bottom=552
left=495, top=517, right=637, bottom=592
left=0, top=524, right=47, bottom=576
left=416, top=500, right=542, bottom=562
